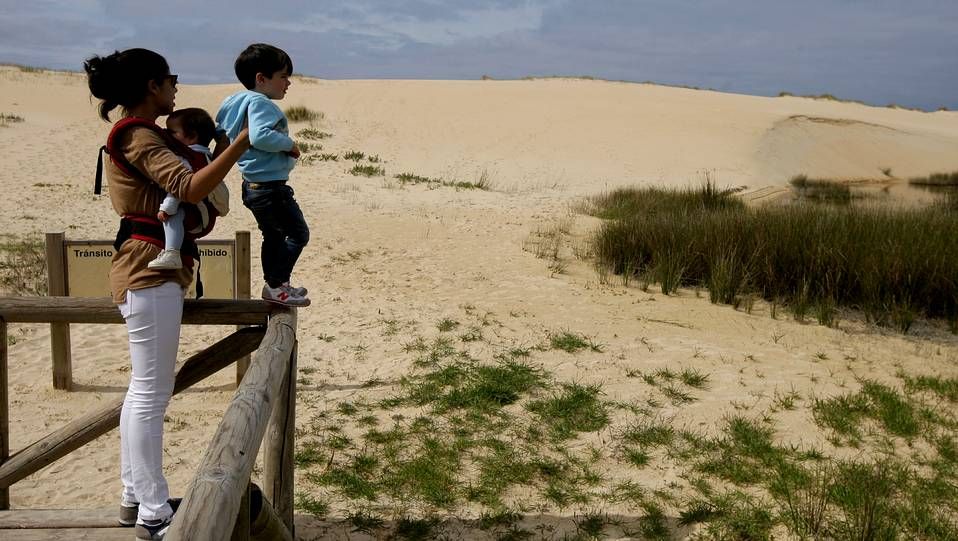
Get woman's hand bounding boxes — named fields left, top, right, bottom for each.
left=183, top=128, right=253, bottom=203
left=235, top=128, right=250, bottom=145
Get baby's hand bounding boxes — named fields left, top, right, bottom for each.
left=287, top=143, right=301, bottom=159
left=157, top=211, right=170, bottom=222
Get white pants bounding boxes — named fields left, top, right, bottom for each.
left=118, top=281, right=183, bottom=522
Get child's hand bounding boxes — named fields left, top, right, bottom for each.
left=157, top=211, right=170, bottom=222
left=287, top=143, right=301, bottom=159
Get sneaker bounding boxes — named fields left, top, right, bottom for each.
left=282, top=282, right=308, bottom=297
left=134, top=515, right=173, bottom=540
left=118, top=498, right=181, bottom=528
left=119, top=503, right=138, bottom=527
left=147, top=249, right=182, bottom=270
left=262, top=284, right=310, bottom=307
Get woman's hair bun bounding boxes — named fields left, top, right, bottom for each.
left=84, top=52, right=120, bottom=101
left=83, top=48, right=169, bottom=122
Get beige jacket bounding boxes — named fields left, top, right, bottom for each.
left=106, top=124, right=199, bottom=303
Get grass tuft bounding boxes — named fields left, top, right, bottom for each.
left=395, top=172, right=491, bottom=191
left=549, top=331, right=603, bottom=353
left=527, top=383, right=609, bottom=440
left=296, top=127, right=332, bottom=140
left=0, top=113, right=25, bottom=125
left=350, top=164, right=385, bottom=177
left=284, top=106, right=322, bottom=122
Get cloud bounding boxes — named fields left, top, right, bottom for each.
left=1, top=1, right=956, bottom=109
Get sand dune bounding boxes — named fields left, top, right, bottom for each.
left=1, top=66, right=957, bottom=537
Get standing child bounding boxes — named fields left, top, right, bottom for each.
left=215, top=43, right=310, bottom=306
left=148, top=107, right=227, bottom=269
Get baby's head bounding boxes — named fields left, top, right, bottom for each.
left=167, top=107, right=215, bottom=147
left=234, top=43, right=293, bottom=100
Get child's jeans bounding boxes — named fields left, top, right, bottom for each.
left=159, top=193, right=184, bottom=251
left=118, top=281, right=183, bottom=522
left=241, top=180, right=309, bottom=287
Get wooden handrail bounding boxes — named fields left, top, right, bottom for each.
left=0, top=327, right=266, bottom=489
left=0, top=297, right=273, bottom=325
left=167, top=309, right=296, bottom=541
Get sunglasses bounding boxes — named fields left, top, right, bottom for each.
left=163, top=74, right=179, bottom=86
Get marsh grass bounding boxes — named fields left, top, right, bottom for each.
left=284, top=106, right=322, bottom=122
left=909, top=171, right=958, bottom=187
left=789, top=174, right=860, bottom=204
left=0, top=236, right=46, bottom=295
left=588, top=183, right=958, bottom=331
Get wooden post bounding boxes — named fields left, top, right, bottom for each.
left=235, top=231, right=252, bottom=387
left=166, top=309, right=296, bottom=541
left=264, top=340, right=296, bottom=534
left=0, top=318, right=9, bottom=509
left=44, top=233, right=72, bottom=391
left=230, top=483, right=251, bottom=541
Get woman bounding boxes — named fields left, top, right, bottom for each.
left=84, top=48, right=250, bottom=540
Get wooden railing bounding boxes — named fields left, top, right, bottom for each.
left=0, top=297, right=297, bottom=540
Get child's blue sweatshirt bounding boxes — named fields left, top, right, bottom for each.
left=215, top=90, right=296, bottom=182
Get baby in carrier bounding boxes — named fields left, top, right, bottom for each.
left=148, top=107, right=227, bottom=269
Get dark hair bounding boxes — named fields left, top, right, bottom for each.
left=234, top=43, right=293, bottom=90
left=168, top=107, right=216, bottom=146
left=83, top=48, right=171, bottom=122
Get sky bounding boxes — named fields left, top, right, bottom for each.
left=1, top=0, right=957, bottom=111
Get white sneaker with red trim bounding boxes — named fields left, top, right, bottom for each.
left=262, top=284, right=310, bottom=307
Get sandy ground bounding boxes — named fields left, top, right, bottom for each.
left=1, top=66, right=958, bottom=538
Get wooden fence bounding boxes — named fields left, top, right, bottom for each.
left=0, top=297, right=297, bottom=540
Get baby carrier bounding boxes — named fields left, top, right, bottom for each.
left=93, top=117, right=227, bottom=296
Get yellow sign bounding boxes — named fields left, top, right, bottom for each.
left=64, top=240, right=235, bottom=298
